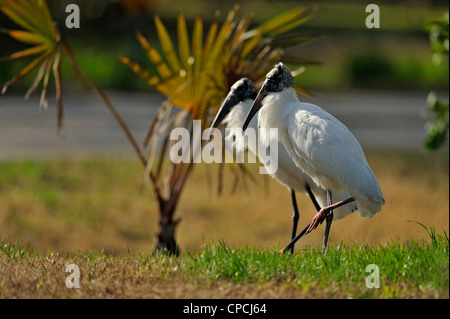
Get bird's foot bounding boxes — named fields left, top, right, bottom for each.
left=306, top=208, right=329, bottom=234
left=279, top=246, right=294, bottom=254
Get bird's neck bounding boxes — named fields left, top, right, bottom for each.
left=258, top=87, right=298, bottom=130
left=226, top=100, right=257, bottom=129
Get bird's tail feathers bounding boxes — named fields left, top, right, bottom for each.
left=356, top=197, right=385, bottom=218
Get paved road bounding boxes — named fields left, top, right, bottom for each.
left=0, top=89, right=448, bottom=160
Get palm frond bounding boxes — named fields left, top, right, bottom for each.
left=0, top=0, right=63, bottom=130
left=1, top=0, right=148, bottom=165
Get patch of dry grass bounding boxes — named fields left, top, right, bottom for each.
left=0, top=254, right=330, bottom=299
left=0, top=151, right=448, bottom=254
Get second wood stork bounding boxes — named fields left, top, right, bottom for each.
left=210, top=78, right=356, bottom=253
left=242, top=63, right=385, bottom=253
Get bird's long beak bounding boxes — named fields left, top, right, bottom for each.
left=207, top=92, right=238, bottom=139
left=242, top=81, right=267, bottom=131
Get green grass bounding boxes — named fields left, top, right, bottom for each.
left=1, top=230, right=448, bottom=298
left=182, top=232, right=449, bottom=298
left=0, top=234, right=28, bottom=261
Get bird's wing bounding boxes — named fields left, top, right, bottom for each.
left=285, top=103, right=384, bottom=212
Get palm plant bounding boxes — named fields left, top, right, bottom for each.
left=0, top=0, right=65, bottom=129
left=120, top=5, right=316, bottom=254
left=1, top=1, right=316, bottom=255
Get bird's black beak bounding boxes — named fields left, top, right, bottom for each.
left=208, top=91, right=238, bottom=139
left=242, top=81, right=268, bottom=131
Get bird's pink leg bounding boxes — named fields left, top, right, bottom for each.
left=306, top=208, right=328, bottom=233
left=306, top=197, right=355, bottom=234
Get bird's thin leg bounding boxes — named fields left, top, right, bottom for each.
left=307, top=196, right=355, bottom=234
left=322, top=190, right=334, bottom=254
left=280, top=222, right=311, bottom=254
left=289, top=189, right=300, bottom=254
left=306, top=184, right=321, bottom=212
left=280, top=185, right=321, bottom=255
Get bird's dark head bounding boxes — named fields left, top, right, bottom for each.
left=209, top=78, right=256, bottom=136
left=263, top=62, right=295, bottom=93
left=230, top=77, right=258, bottom=102
left=242, top=63, right=294, bottom=131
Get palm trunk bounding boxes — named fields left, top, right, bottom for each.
left=156, top=197, right=180, bottom=255
left=153, top=161, right=194, bottom=255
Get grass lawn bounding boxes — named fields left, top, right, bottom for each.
left=1, top=233, right=448, bottom=298
left=0, top=151, right=448, bottom=298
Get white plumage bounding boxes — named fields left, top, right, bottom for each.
left=257, top=86, right=384, bottom=218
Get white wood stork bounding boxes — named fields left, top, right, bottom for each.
left=242, top=64, right=385, bottom=253
left=210, top=78, right=357, bottom=253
